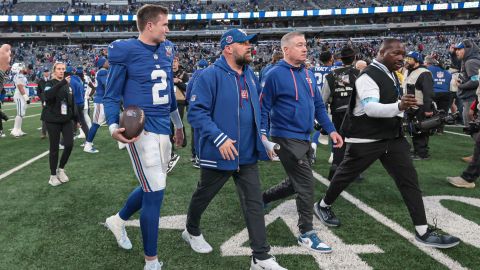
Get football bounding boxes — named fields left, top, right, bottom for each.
left=119, top=106, right=145, bottom=139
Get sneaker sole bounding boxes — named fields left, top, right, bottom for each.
left=297, top=239, right=333, bottom=253
left=104, top=219, right=132, bottom=250
left=448, top=181, right=475, bottom=189
left=313, top=205, right=340, bottom=227
left=415, top=238, right=461, bottom=249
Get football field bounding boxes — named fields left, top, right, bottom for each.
left=0, top=101, right=479, bottom=270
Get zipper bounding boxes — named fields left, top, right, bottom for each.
left=234, top=73, right=240, bottom=171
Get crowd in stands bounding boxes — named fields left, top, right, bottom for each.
left=5, top=0, right=466, bottom=16
left=5, top=31, right=478, bottom=83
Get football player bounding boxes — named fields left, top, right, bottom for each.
left=83, top=57, right=108, bottom=153
left=103, top=5, right=184, bottom=270
left=11, top=62, right=29, bottom=137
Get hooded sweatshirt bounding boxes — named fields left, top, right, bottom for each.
left=188, top=55, right=265, bottom=170
left=260, top=60, right=335, bottom=141
left=458, top=39, right=480, bottom=100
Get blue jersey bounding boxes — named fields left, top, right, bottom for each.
left=94, top=68, right=107, bottom=103
left=70, top=75, right=85, bottom=105
left=104, top=38, right=177, bottom=135
left=311, top=65, right=337, bottom=93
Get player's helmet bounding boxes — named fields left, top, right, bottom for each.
left=11, top=63, right=26, bottom=74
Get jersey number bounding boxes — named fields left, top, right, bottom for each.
left=151, top=70, right=169, bottom=105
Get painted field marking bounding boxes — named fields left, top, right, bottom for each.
left=0, top=150, right=49, bottom=181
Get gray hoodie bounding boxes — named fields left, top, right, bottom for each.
left=458, top=39, right=480, bottom=100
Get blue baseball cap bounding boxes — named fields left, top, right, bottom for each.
left=406, top=51, right=423, bottom=63
left=197, top=59, right=208, bottom=69
left=220, top=29, right=257, bottom=50
left=454, top=42, right=465, bottom=49
left=65, top=66, right=74, bottom=73
left=96, top=57, right=107, bottom=68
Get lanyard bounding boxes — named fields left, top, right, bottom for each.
left=371, top=62, right=402, bottom=98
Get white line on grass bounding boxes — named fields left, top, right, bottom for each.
left=7, top=113, right=41, bottom=119
left=2, top=104, right=42, bottom=112
left=312, top=171, right=468, bottom=270
left=0, top=150, right=49, bottom=181
left=444, top=130, right=471, bottom=137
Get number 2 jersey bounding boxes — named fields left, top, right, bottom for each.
left=104, top=38, right=177, bottom=135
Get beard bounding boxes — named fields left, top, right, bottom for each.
left=234, top=51, right=252, bottom=66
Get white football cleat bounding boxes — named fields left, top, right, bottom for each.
left=250, top=256, right=287, bottom=270
left=48, top=175, right=62, bottom=187
left=84, top=142, right=99, bottom=153
left=182, top=229, right=213, bottom=253
left=105, top=214, right=132, bottom=250
left=56, top=169, right=69, bottom=183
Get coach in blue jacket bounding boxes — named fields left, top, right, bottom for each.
left=260, top=32, right=343, bottom=253
left=184, top=29, right=286, bottom=270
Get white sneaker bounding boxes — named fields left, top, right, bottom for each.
left=84, top=142, right=99, bottom=153
left=250, top=256, right=287, bottom=270
left=166, top=154, right=180, bottom=174
left=48, top=175, right=62, bottom=187
left=0, top=131, right=5, bottom=138
left=59, top=144, right=65, bottom=150
left=105, top=214, right=132, bottom=250
left=144, top=261, right=163, bottom=270
left=182, top=229, right=213, bottom=253
left=56, top=169, right=69, bottom=183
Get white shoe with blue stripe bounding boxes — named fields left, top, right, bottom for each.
left=297, top=231, right=332, bottom=253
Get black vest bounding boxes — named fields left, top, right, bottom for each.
left=342, top=64, right=403, bottom=139
left=327, top=65, right=359, bottom=113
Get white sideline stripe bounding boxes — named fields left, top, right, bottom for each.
left=0, top=150, right=49, bottom=181
left=2, top=104, right=42, bottom=111
left=444, top=131, right=470, bottom=137
left=444, top=125, right=464, bottom=128
left=312, top=171, right=468, bottom=270
left=7, top=113, right=41, bottom=119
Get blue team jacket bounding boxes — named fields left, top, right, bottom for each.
left=261, top=60, right=335, bottom=141
left=427, top=65, right=452, bottom=93
left=188, top=56, right=265, bottom=170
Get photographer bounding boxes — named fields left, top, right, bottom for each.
left=41, top=62, right=76, bottom=187
left=403, top=51, right=434, bottom=160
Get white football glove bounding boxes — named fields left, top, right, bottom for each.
left=22, top=94, right=29, bottom=102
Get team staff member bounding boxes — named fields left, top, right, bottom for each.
left=41, top=62, right=75, bottom=187
left=261, top=32, right=343, bottom=253
left=185, top=29, right=286, bottom=270
left=315, top=38, right=460, bottom=249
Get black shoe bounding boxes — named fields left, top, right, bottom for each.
left=313, top=202, right=340, bottom=227
left=415, top=226, right=460, bottom=249
left=166, top=153, right=180, bottom=174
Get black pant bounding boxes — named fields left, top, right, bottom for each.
left=433, top=92, right=453, bottom=113
left=324, top=137, right=427, bottom=226
left=461, top=132, right=480, bottom=183
left=410, top=107, right=430, bottom=158
left=45, top=121, right=74, bottom=175
left=186, top=164, right=271, bottom=260
left=266, top=137, right=315, bottom=234
left=76, top=102, right=89, bottom=136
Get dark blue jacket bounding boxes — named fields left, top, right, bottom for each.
left=188, top=56, right=265, bottom=170
left=261, top=60, right=335, bottom=141
left=70, top=75, right=85, bottom=105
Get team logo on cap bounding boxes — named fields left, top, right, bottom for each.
left=226, top=36, right=233, bottom=44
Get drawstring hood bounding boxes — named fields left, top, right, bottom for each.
left=279, top=60, right=314, bottom=101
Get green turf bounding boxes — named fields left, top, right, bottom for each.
left=0, top=102, right=479, bottom=270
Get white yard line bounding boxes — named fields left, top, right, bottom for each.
left=312, top=171, right=468, bottom=270
left=2, top=104, right=42, bottom=112
left=0, top=151, right=49, bottom=181
left=7, top=113, right=41, bottom=119
left=444, top=130, right=471, bottom=137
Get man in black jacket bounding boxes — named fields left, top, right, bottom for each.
left=36, top=66, right=50, bottom=138
left=315, top=38, right=460, bottom=249
left=0, top=44, right=10, bottom=138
